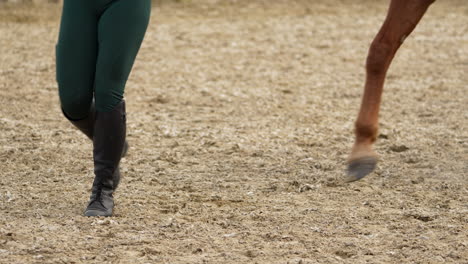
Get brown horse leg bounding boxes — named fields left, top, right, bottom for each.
left=347, top=0, right=435, bottom=182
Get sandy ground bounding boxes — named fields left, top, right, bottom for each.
left=0, top=0, right=467, bottom=263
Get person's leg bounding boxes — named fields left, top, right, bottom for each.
left=56, top=0, right=97, bottom=120
left=84, top=0, right=151, bottom=217
left=93, top=0, right=152, bottom=112
left=56, top=1, right=130, bottom=217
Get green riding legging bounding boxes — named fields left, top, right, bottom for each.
left=56, top=0, right=151, bottom=119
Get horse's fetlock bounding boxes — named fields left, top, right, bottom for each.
left=355, top=122, right=378, bottom=143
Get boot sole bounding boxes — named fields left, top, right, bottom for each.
left=84, top=209, right=113, bottom=217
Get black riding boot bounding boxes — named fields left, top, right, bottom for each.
left=84, top=101, right=126, bottom=217
left=62, top=102, right=128, bottom=189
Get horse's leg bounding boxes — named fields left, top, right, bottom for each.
left=347, top=0, right=435, bottom=182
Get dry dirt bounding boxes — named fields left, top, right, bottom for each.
left=0, top=0, right=467, bottom=263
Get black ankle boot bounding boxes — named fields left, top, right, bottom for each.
left=84, top=101, right=127, bottom=217
left=62, top=102, right=128, bottom=190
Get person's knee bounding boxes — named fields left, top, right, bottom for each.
left=59, top=84, right=93, bottom=120
left=94, top=83, right=124, bottom=112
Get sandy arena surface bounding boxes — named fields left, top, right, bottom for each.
left=0, top=0, right=467, bottom=263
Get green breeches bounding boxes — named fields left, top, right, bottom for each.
left=56, top=0, right=151, bottom=119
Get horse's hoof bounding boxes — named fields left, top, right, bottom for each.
left=346, top=157, right=377, bottom=182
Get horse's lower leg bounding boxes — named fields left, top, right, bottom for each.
left=347, top=0, right=435, bottom=181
